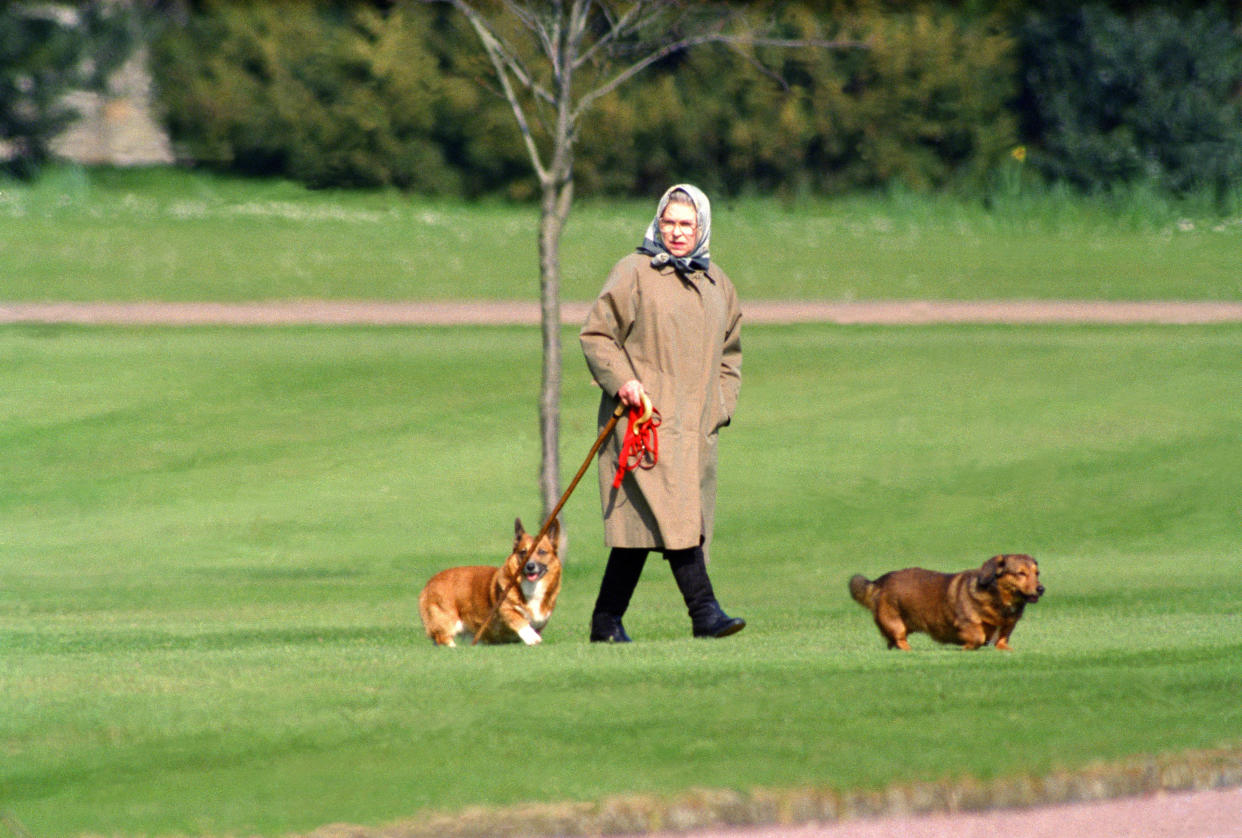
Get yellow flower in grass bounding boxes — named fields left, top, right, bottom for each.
left=1011, top=145, right=1027, bottom=163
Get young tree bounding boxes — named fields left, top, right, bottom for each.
left=0, top=3, right=135, bottom=178
left=428, top=0, right=856, bottom=532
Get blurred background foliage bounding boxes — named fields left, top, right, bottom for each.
left=1017, top=5, right=1242, bottom=202
left=0, top=2, right=134, bottom=178
left=5, top=1, right=1242, bottom=202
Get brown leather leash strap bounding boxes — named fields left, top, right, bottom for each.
left=472, top=401, right=628, bottom=645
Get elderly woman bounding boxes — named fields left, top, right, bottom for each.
left=579, top=184, right=745, bottom=642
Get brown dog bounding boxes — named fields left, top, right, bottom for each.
left=849, top=554, right=1044, bottom=650
left=418, top=518, right=561, bottom=647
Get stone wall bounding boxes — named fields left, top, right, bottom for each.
left=50, top=47, right=173, bottom=166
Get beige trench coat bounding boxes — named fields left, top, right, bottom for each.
left=579, top=252, right=743, bottom=551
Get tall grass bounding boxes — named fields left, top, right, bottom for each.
left=2, top=166, right=1240, bottom=302
left=3, top=322, right=1240, bottom=836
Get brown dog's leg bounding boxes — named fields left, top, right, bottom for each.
left=419, top=601, right=459, bottom=647
left=430, top=623, right=458, bottom=647
left=959, top=623, right=988, bottom=650
left=427, top=623, right=456, bottom=647
left=498, top=602, right=541, bottom=645
left=873, top=603, right=910, bottom=650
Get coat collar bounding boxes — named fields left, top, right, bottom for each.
left=654, top=260, right=716, bottom=289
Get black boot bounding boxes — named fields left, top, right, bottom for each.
left=590, top=613, right=631, bottom=643
left=590, top=548, right=648, bottom=642
left=667, top=547, right=746, bottom=638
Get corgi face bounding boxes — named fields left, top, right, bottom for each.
left=508, top=518, right=561, bottom=627
left=508, top=517, right=560, bottom=582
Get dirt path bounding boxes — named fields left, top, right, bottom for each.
left=616, top=787, right=1242, bottom=838
left=3, top=299, right=1242, bottom=326
left=322, top=773, right=1242, bottom=838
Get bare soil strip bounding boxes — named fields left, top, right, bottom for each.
left=304, top=748, right=1242, bottom=838
left=3, top=299, right=1242, bottom=326
left=620, top=786, right=1242, bottom=838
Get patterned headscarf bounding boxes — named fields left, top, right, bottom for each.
left=637, top=183, right=712, bottom=275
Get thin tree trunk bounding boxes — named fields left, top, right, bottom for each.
left=538, top=11, right=578, bottom=534
left=537, top=181, right=565, bottom=526
left=537, top=175, right=575, bottom=528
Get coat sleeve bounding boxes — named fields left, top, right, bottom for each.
left=579, top=258, right=640, bottom=398
left=718, top=278, right=743, bottom=425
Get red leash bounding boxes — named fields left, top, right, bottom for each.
left=613, top=396, right=660, bottom=488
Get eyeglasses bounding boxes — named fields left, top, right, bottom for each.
left=659, top=218, right=697, bottom=236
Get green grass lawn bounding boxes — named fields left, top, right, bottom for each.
left=2, top=166, right=1240, bottom=302
left=2, top=323, right=1239, bottom=836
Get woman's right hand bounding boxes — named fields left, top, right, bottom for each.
left=617, top=379, right=646, bottom=409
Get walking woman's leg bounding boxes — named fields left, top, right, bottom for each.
left=590, top=548, right=649, bottom=642
left=666, top=546, right=746, bottom=638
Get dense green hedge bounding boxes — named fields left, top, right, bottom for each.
left=1019, top=5, right=1242, bottom=201
left=152, top=5, right=461, bottom=192
left=148, top=3, right=1242, bottom=199
left=576, top=6, right=1017, bottom=197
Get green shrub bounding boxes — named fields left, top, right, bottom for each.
left=1017, top=5, right=1242, bottom=199
left=150, top=4, right=1018, bottom=197
left=576, top=6, right=1019, bottom=196
left=151, top=4, right=459, bottom=192
left=819, top=8, right=1018, bottom=192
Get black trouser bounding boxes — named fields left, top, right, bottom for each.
left=592, top=544, right=720, bottom=627
left=591, top=547, right=648, bottom=622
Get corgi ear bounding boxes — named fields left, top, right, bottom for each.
left=513, top=518, right=526, bottom=550
left=979, top=555, right=1001, bottom=588
left=545, top=516, right=560, bottom=547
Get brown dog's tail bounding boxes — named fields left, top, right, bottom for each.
left=849, top=574, right=879, bottom=610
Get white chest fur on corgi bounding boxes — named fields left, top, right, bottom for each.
left=418, top=518, right=562, bottom=647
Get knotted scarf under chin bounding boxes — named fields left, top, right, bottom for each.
left=637, top=243, right=711, bottom=276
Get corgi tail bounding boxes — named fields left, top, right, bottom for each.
left=849, top=574, right=878, bottom=610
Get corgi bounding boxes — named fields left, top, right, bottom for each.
left=419, top=518, right=561, bottom=646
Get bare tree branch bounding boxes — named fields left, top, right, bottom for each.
left=448, top=0, right=551, bottom=183
left=508, top=0, right=559, bottom=80
left=502, top=0, right=540, bottom=33
left=568, top=0, right=594, bottom=65
left=573, top=0, right=647, bottom=70
left=724, top=39, right=791, bottom=92
left=574, top=29, right=868, bottom=120
left=446, top=0, right=557, bottom=108
left=741, top=36, right=870, bottom=51
left=573, top=30, right=716, bottom=119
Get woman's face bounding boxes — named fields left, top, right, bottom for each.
left=659, top=201, right=698, bottom=258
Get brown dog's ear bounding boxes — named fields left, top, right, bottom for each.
left=544, top=516, right=560, bottom=548
left=514, top=518, right=526, bottom=550
left=979, top=555, right=1002, bottom=588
